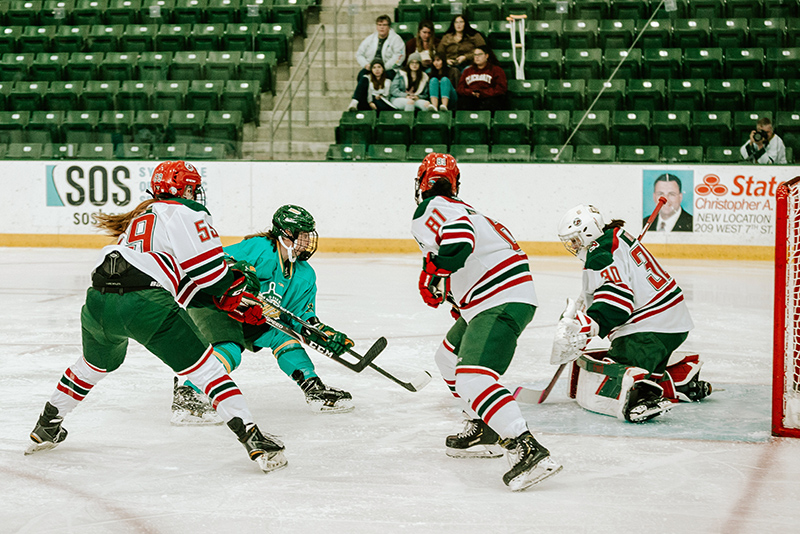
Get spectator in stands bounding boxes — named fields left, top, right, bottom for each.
left=428, top=51, right=460, bottom=111
left=360, top=60, right=395, bottom=111
left=405, top=20, right=438, bottom=69
left=741, top=117, right=787, bottom=164
left=437, top=14, right=486, bottom=70
left=643, top=174, right=693, bottom=232
left=456, top=45, right=507, bottom=112
left=390, top=52, right=434, bottom=111
left=348, top=14, right=405, bottom=111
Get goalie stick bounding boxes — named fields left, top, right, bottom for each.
left=515, top=197, right=668, bottom=404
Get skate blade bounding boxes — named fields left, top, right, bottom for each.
left=307, top=400, right=355, bottom=414
left=507, top=457, right=563, bottom=491
left=255, top=450, right=288, bottom=474
left=628, top=401, right=673, bottom=423
left=170, top=409, right=223, bottom=426
left=24, top=440, right=59, bottom=456
left=446, top=444, right=504, bottom=459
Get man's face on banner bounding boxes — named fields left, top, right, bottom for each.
left=654, top=179, right=683, bottom=218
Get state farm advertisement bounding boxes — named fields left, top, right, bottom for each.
left=693, top=171, right=778, bottom=238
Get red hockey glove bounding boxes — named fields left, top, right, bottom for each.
left=213, top=269, right=247, bottom=312
left=419, top=252, right=451, bottom=308
left=228, top=292, right=267, bottom=326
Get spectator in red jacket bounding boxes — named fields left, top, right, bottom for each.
left=456, top=45, right=508, bottom=112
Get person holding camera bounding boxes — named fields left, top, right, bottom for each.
left=740, top=117, right=787, bottom=164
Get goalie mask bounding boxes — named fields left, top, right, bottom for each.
left=271, top=204, right=319, bottom=262
left=150, top=160, right=204, bottom=204
left=415, top=152, right=460, bottom=205
left=558, top=205, right=605, bottom=259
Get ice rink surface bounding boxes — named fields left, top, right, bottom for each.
left=1, top=247, right=799, bottom=534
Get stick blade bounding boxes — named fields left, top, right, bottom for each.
left=406, top=370, right=432, bottom=392
left=513, top=386, right=544, bottom=404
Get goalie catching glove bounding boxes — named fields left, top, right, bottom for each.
left=213, top=268, right=266, bottom=326
left=550, top=298, right=599, bottom=365
left=419, top=252, right=452, bottom=308
left=302, top=320, right=354, bottom=357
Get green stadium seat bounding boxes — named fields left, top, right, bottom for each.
left=603, top=48, right=641, bottom=80
left=106, top=0, right=142, bottom=24
left=652, top=111, right=691, bottom=146
left=571, top=109, right=609, bottom=145
left=0, top=27, right=23, bottom=55
left=121, top=24, right=157, bottom=52
left=118, top=80, right=152, bottom=110
left=190, top=23, right=225, bottom=50
left=733, top=110, right=770, bottom=140
left=491, top=144, right=531, bottom=162
left=7, top=1, right=44, bottom=26
left=617, top=145, right=659, bottom=162
left=207, top=0, right=241, bottom=23
left=574, top=0, right=610, bottom=19
left=97, top=109, right=134, bottom=143
left=77, top=142, right=114, bottom=159
left=5, top=142, right=44, bottom=159
left=174, top=0, right=207, bottom=23
left=115, top=142, right=151, bottom=158
left=28, top=110, right=63, bottom=143
left=502, top=0, right=536, bottom=18
left=545, top=79, right=585, bottom=111
left=491, top=110, right=530, bottom=145
left=642, top=48, right=681, bottom=79
left=54, top=26, right=89, bottom=54
left=256, top=24, right=294, bottom=65
left=598, top=19, right=634, bottom=49
left=528, top=20, right=562, bottom=49
left=168, top=109, right=205, bottom=143
left=487, top=20, right=514, bottom=50
left=0, top=111, right=30, bottom=144
left=638, top=19, right=671, bottom=49
left=524, top=49, right=561, bottom=80
left=776, top=111, right=800, bottom=159
left=138, top=51, right=171, bottom=80
left=367, top=144, right=407, bottom=161
left=326, top=143, right=367, bottom=161
left=239, top=0, right=271, bottom=23
left=45, top=81, right=82, bottom=110
left=171, top=50, right=206, bottom=80
left=413, top=110, right=451, bottom=146
left=711, top=18, right=748, bottom=48
left=9, top=81, right=47, bottom=112
left=186, top=80, right=222, bottom=111
left=531, top=110, right=570, bottom=145
left=153, top=142, right=188, bottom=158
left=19, top=25, right=55, bottom=54
left=767, top=47, right=800, bottom=78
left=611, top=110, right=650, bottom=146
left=65, top=52, right=103, bottom=81
left=0, top=53, right=34, bottom=82
left=186, top=142, right=228, bottom=159
left=626, top=79, right=665, bottom=112
left=494, top=50, right=516, bottom=75
left=204, top=109, right=242, bottom=156
left=788, top=18, right=800, bottom=46
left=788, top=79, right=800, bottom=109
left=222, top=22, right=258, bottom=51
left=612, top=0, right=649, bottom=19
left=391, top=22, right=415, bottom=44
left=30, top=52, right=68, bottom=82
left=562, top=19, right=597, bottom=48
left=335, top=110, right=375, bottom=145
left=689, top=0, right=725, bottom=18
left=538, top=0, right=573, bottom=19
left=507, top=79, right=544, bottom=111
left=692, top=110, right=732, bottom=145
left=747, top=78, right=785, bottom=113
left=764, top=0, right=797, bottom=17
left=48, top=142, right=79, bottom=158
left=450, top=144, right=490, bottom=162
left=668, top=79, right=705, bottom=111
left=706, top=79, right=745, bottom=111
left=100, top=51, right=137, bottom=80
left=705, top=146, right=742, bottom=162
left=749, top=17, right=787, bottom=47
left=142, top=0, right=175, bottom=24
left=375, top=110, right=414, bottom=146
left=726, top=48, right=765, bottom=79
left=564, top=48, right=601, bottom=79
left=661, top=145, right=704, bottom=162
left=63, top=110, right=99, bottom=143
left=132, top=109, right=169, bottom=143
left=586, top=79, right=626, bottom=111
left=532, top=144, right=573, bottom=162
left=673, top=18, right=710, bottom=49
left=207, top=51, right=240, bottom=80
left=42, top=0, right=75, bottom=25
left=155, top=23, right=191, bottom=51
left=684, top=47, right=724, bottom=78
left=272, top=0, right=310, bottom=37
left=466, top=0, right=501, bottom=22
left=0, top=81, right=12, bottom=110
left=74, top=0, right=108, bottom=25
left=574, top=145, right=615, bottom=162
left=406, top=143, right=448, bottom=161
left=726, top=0, right=764, bottom=19
left=240, top=51, right=277, bottom=95
left=82, top=80, right=119, bottom=110
left=221, top=80, right=260, bottom=124
left=431, top=0, right=465, bottom=22
left=652, top=0, right=687, bottom=17
left=453, top=110, right=491, bottom=145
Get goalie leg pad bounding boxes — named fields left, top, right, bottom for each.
left=665, top=352, right=712, bottom=402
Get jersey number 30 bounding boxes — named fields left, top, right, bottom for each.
left=630, top=244, right=669, bottom=290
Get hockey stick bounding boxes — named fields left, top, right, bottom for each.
left=515, top=197, right=669, bottom=404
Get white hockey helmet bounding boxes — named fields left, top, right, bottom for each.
left=558, top=205, right=605, bottom=257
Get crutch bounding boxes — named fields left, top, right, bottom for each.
left=507, top=14, right=527, bottom=80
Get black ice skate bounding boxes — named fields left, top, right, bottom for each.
left=676, top=375, right=712, bottom=402
left=624, top=381, right=673, bottom=423
left=227, top=417, right=288, bottom=473
left=446, top=418, right=504, bottom=459
left=171, top=376, right=222, bottom=426
left=501, top=431, right=563, bottom=491
left=25, top=402, right=68, bottom=455
left=300, top=376, right=354, bottom=414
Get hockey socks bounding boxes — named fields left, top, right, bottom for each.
left=275, top=342, right=318, bottom=383
left=455, top=366, right=528, bottom=440
left=48, top=356, right=107, bottom=415
left=181, top=342, right=244, bottom=394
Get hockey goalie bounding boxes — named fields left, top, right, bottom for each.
left=552, top=205, right=712, bottom=423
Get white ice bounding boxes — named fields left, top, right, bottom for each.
left=1, top=248, right=798, bottom=534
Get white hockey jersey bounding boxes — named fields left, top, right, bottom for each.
left=92, top=198, right=229, bottom=307
left=583, top=226, right=694, bottom=340
left=411, top=196, right=537, bottom=322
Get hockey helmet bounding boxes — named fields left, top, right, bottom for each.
left=558, top=205, right=605, bottom=258
left=415, top=152, right=460, bottom=205
left=271, top=204, right=319, bottom=262
left=150, top=160, right=204, bottom=203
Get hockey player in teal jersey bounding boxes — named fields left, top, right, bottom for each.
left=172, top=205, right=355, bottom=424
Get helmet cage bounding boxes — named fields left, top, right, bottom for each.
left=557, top=205, right=605, bottom=257
left=271, top=205, right=318, bottom=262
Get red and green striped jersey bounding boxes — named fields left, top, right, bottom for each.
left=412, top=196, right=537, bottom=321
left=583, top=227, right=694, bottom=339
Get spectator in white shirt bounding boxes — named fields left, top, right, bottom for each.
left=741, top=117, right=787, bottom=164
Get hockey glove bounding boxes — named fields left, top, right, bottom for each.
left=419, top=252, right=452, bottom=308
left=227, top=259, right=261, bottom=294
left=213, top=269, right=248, bottom=312
left=228, top=293, right=267, bottom=326
left=303, top=322, right=354, bottom=357
left=550, top=299, right=600, bottom=365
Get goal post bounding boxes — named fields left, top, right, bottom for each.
left=773, top=176, right=800, bottom=438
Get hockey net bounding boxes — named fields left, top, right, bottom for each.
left=774, top=177, right=800, bottom=437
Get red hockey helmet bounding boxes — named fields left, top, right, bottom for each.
left=150, top=160, right=203, bottom=202
left=415, top=152, right=460, bottom=205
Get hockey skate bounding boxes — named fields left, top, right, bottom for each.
left=501, top=431, right=563, bottom=491
left=171, top=377, right=223, bottom=426
left=624, top=381, right=673, bottom=423
left=25, top=402, right=68, bottom=455
left=676, top=375, right=712, bottom=402
left=300, top=376, right=354, bottom=414
left=227, top=417, right=288, bottom=473
left=445, top=417, right=504, bottom=459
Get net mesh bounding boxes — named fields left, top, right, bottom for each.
left=783, top=183, right=800, bottom=429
